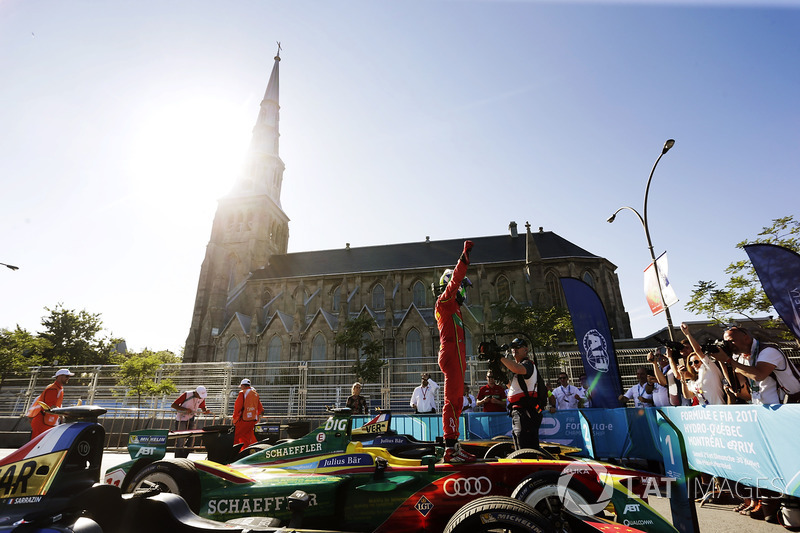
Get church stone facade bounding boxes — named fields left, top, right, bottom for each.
left=183, top=53, right=632, bottom=364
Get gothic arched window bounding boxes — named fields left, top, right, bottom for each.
left=267, top=336, right=282, bottom=363
left=412, top=281, right=427, bottom=308
left=225, top=337, right=240, bottom=363
left=546, top=272, right=564, bottom=308
left=582, top=271, right=595, bottom=289
left=497, top=275, right=511, bottom=302
left=312, top=333, right=327, bottom=362
left=372, top=283, right=385, bottom=310
left=333, top=286, right=341, bottom=311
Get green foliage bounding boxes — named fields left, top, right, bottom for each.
left=687, top=216, right=800, bottom=331
left=0, top=327, right=51, bottom=389
left=334, top=314, right=385, bottom=383
left=38, top=303, right=124, bottom=366
left=116, top=349, right=179, bottom=411
left=487, top=302, right=575, bottom=375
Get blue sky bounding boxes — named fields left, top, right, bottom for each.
left=1, top=0, right=798, bottom=354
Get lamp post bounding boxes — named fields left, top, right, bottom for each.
left=1, top=262, right=19, bottom=271
left=607, top=139, right=676, bottom=341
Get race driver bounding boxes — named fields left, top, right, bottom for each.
left=436, top=240, right=475, bottom=463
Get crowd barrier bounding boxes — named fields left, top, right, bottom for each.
left=355, top=405, right=800, bottom=498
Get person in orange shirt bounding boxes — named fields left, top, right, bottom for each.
left=28, top=369, right=74, bottom=440
left=232, top=378, right=263, bottom=447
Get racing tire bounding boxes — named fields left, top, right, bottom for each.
left=511, top=470, right=602, bottom=525
left=125, top=459, right=201, bottom=513
left=444, top=495, right=555, bottom=533
left=507, top=447, right=556, bottom=460
left=483, top=441, right=516, bottom=459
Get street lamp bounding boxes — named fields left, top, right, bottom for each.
left=608, top=139, right=676, bottom=341
left=1, top=262, right=19, bottom=271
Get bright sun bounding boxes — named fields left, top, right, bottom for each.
left=126, top=96, right=253, bottom=216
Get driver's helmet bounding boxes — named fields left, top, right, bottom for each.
left=439, top=269, right=472, bottom=305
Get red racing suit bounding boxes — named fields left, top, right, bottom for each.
left=436, top=240, right=473, bottom=442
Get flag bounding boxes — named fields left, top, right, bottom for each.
left=560, top=277, right=623, bottom=408
left=744, top=243, right=800, bottom=340
left=643, top=252, right=678, bottom=316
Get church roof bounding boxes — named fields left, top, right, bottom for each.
left=250, top=231, right=598, bottom=280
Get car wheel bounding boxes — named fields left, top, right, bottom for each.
left=511, top=470, right=601, bottom=526
left=507, top=447, right=555, bottom=460
left=444, top=495, right=555, bottom=533
left=483, top=441, right=516, bottom=459
left=125, top=459, right=201, bottom=512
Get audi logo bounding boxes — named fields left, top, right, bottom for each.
left=443, top=476, right=492, bottom=497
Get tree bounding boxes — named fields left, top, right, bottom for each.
left=687, top=216, right=800, bottom=330
left=116, top=349, right=180, bottom=414
left=38, top=303, right=124, bottom=366
left=334, top=314, right=385, bottom=383
left=0, top=327, right=51, bottom=390
left=487, top=302, right=575, bottom=376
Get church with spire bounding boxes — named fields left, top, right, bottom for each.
left=183, top=51, right=632, bottom=364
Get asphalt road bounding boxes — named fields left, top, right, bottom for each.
left=2, top=449, right=786, bottom=533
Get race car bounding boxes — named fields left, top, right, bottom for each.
left=0, top=405, right=572, bottom=533
left=106, top=408, right=678, bottom=533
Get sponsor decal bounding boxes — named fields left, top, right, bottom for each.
left=324, top=418, right=348, bottom=432
left=414, top=495, right=433, bottom=517
left=0, top=452, right=64, bottom=499
left=77, top=440, right=91, bottom=457
left=478, top=511, right=538, bottom=529
left=318, top=454, right=372, bottom=469
left=354, top=421, right=388, bottom=434
left=443, top=476, right=492, bottom=497
left=129, top=435, right=167, bottom=445
left=262, top=442, right=324, bottom=459
left=373, top=436, right=406, bottom=445
left=207, top=493, right=318, bottom=515
left=623, top=503, right=641, bottom=513
left=135, top=446, right=159, bottom=458
left=316, top=433, right=326, bottom=443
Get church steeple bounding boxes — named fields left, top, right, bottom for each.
left=233, top=44, right=285, bottom=206
left=184, top=44, right=290, bottom=363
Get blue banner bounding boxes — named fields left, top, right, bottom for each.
left=560, top=277, right=623, bottom=407
left=744, top=243, right=800, bottom=340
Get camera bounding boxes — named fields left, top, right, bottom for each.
left=478, top=340, right=508, bottom=383
left=654, top=336, right=684, bottom=354
left=701, top=339, right=733, bottom=357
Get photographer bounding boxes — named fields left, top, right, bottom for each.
left=500, top=338, right=543, bottom=450
left=476, top=371, right=507, bottom=412
left=677, top=323, right=726, bottom=405
left=715, top=326, right=800, bottom=405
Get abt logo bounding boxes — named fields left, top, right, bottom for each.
left=624, top=504, right=641, bottom=514
left=135, top=446, right=158, bottom=457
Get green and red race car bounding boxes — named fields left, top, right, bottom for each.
left=104, top=410, right=678, bottom=533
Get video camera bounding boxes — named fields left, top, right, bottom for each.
left=478, top=340, right=509, bottom=383
left=653, top=336, right=685, bottom=354
left=701, top=339, right=734, bottom=357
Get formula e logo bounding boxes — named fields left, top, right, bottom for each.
left=624, top=504, right=641, bottom=513
left=582, top=329, right=610, bottom=373
left=443, top=476, right=492, bottom=497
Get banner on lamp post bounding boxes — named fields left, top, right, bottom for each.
left=644, top=252, right=678, bottom=316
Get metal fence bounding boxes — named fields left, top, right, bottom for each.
left=4, top=345, right=799, bottom=421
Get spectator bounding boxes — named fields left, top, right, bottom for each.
left=172, top=385, right=211, bottom=458
left=576, top=373, right=592, bottom=408
left=410, top=373, right=439, bottom=414
left=462, top=385, right=476, bottom=412
left=677, top=323, right=726, bottom=405
left=618, top=367, right=654, bottom=407
left=232, top=379, right=263, bottom=447
left=476, top=371, right=507, bottom=412
left=646, top=351, right=672, bottom=407
left=28, top=369, right=74, bottom=440
left=550, top=372, right=582, bottom=411
left=346, top=382, right=368, bottom=414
